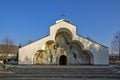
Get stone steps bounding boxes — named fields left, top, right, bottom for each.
left=2, top=77, right=119, bottom=80
left=0, top=65, right=120, bottom=80
left=110, top=65, right=120, bottom=73
left=10, top=65, right=113, bottom=74
left=0, top=73, right=120, bottom=78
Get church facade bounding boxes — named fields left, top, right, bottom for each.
left=19, top=19, right=109, bottom=65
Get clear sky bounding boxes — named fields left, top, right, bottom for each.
left=0, top=0, right=120, bottom=47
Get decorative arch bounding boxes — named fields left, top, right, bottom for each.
left=56, top=28, right=73, bottom=39
left=33, top=28, right=94, bottom=65
left=80, top=50, right=93, bottom=64
left=55, top=28, right=73, bottom=45
left=33, top=50, right=44, bottom=64
left=83, top=50, right=94, bottom=64
left=45, top=40, right=54, bottom=45
left=44, top=40, right=55, bottom=51
left=71, top=40, right=84, bottom=50
left=70, top=41, right=93, bottom=65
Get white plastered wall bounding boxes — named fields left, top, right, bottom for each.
left=19, top=20, right=109, bottom=65
left=75, top=35, right=109, bottom=65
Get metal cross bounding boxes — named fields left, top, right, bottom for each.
left=61, top=13, right=66, bottom=19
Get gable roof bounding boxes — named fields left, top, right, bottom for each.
left=21, top=19, right=108, bottom=49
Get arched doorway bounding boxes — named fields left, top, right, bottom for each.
left=59, top=55, right=67, bottom=65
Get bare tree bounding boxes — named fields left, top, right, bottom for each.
left=0, top=37, right=15, bottom=60
left=111, top=31, right=120, bottom=58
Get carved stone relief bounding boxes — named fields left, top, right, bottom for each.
left=34, top=29, right=92, bottom=65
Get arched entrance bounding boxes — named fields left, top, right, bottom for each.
left=59, top=55, right=67, bottom=65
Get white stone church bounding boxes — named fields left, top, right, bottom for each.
left=19, top=19, right=109, bottom=65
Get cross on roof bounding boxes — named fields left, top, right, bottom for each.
left=61, top=13, right=66, bottom=19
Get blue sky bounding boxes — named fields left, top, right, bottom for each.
left=0, top=0, right=120, bottom=47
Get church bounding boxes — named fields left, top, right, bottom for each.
left=18, top=19, right=109, bottom=65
